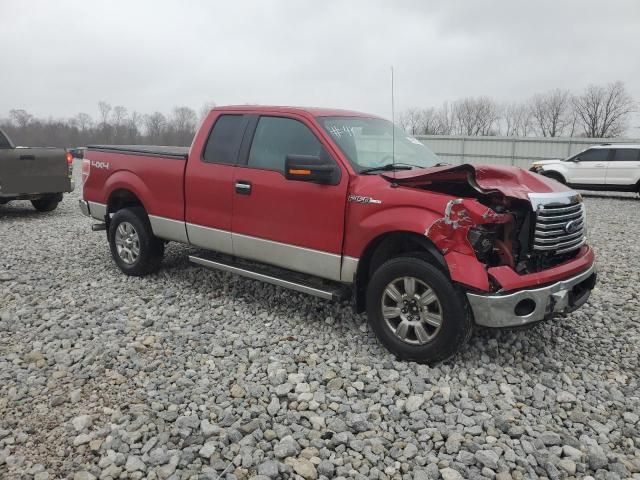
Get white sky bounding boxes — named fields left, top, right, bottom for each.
left=1, top=0, right=639, bottom=132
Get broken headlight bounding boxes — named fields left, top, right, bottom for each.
left=467, top=226, right=498, bottom=262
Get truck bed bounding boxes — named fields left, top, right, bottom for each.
left=87, top=145, right=189, bottom=159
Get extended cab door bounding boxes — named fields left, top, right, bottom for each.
left=231, top=115, right=348, bottom=281
left=565, top=147, right=611, bottom=185
left=606, top=148, right=640, bottom=187
left=184, top=113, right=250, bottom=254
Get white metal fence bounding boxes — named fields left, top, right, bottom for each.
left=416, top=135, right=640, bottom=169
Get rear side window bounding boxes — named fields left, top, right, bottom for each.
left=202, top=115, right=247, bottom=164
left=613, top=148, right=640, bottom=161
left=576, top=149, right=609, bottom=162
left=248, top=116, right=322, bottom=172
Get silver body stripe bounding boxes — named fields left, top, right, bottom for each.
left=149, top=215, right=189, bottom=244
left=128, top=212, right=357, bottom=284
left=185, top=223, right=234, bottom=255
left=233, top=232, right=342, bottom=282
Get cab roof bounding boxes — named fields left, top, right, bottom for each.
left=590, top=143, right=640, bottom=149
left=211, top=105, right=380, bottom=118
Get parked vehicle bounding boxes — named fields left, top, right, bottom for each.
left=0, top=128, right=74, bottom=211
left=80, top=106, right=597, bottom=363
left=530, top=144, right=640, bottom=194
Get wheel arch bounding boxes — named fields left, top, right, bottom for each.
left=353, top=230, right=448, bottom=313
left=107, top=188, right=146, bottom=217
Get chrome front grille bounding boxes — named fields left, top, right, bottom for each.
left=530, top=193, right=586, bottom=255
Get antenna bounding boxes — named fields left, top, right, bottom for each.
left=391, top=66, right=395, bottom=168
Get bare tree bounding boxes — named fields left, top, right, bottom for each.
left=144, top=112, right=167, bottom=143
left=502, top=102, right=533, bottom=136
left=112, top=106, right=128, bottom=126
left=75, top=112, right=93, bottom=131
left=126, top=112, right=142, bottom=142
left=453, top=97, right=500, bottom=136
left=572, top=81, right=636, bottom=138
left=199, top=101, right=217, bottom=122
left=530, top=89, right=572, bottom=137
left=9, top=109, right=33, bottom=128
left=170, top=107, right=197, bottom=132
left=98, top=101, right=112, bottom=127
left=436, top=102, right=456, bottom=135
left=168, top=107, right=198, bottom=145
left=399, top=108, right=425, bottom=135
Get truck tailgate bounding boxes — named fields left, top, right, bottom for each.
left=0, top=148, right=71, bottom=196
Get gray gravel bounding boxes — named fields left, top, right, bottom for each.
left=0, top=167, right=639, bottom=479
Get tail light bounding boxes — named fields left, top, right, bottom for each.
left=81, top=158, right=91, bottom=186
left=65, top=152, right=74, bottom=165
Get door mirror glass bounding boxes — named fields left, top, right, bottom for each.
left=285, top=152, right=340, bottom=185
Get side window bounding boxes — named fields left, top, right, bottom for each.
left=248, top=116, right=322, bottom=172
left=577, top=149, right=609, bottom=162
left=202, top=115, right=247, bottom=164
left=613, top=149, right=640, bottom=161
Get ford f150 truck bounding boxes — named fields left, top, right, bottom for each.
left=0, top=128, right=74, bottom=211
left=79, top=106, right=597, bottom=363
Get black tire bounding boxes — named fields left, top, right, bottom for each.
left=542, top=171, right=566, bottom=185
left=31, top=194, right=61, bottom=212
left=366, top=256, right=473, bottom=364
left=108, top=207, right=164, bottom=276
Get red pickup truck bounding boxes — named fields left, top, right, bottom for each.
left=80, top=106, right=596, bottom=363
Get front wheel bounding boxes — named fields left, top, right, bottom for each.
left=108, top=207, right=164, bottom=276
left=366, top=256, right=472, bottom=364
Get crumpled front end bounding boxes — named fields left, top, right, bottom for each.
left=384, top=163, right=597, bottom=327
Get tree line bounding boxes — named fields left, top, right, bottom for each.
left=399, top=81, right=636, bottom=138
left=0, top=101, right=216, bottom=148
left=1, top=82, right=636, bottom=147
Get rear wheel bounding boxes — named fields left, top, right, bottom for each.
left=31, top=193, right=62, bottom=212
left=366, top=256, right=472, bottom=364
left=108, top=207, right=164, bottom=276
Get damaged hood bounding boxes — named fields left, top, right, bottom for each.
left=382, top=163, right=572, bottom=201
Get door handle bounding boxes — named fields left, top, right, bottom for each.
left=235, top=181, right=252, bottom=195
left=593, top=163, right=605, bottom=167
left=19, top=154, right=36, bottom=160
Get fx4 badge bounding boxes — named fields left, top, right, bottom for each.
left=349, top=194, right=382, bottom=205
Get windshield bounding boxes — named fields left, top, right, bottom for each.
left=319, top=116, right=441, bottom=172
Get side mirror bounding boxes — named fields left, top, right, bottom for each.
left=571, top=157, right=581, bottom=163
left=285, top=153, right=340, bottom=185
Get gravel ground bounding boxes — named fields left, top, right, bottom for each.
left=0, top=168, right=639, bottom=480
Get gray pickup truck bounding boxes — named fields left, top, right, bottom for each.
left=0, top=128, right=74, bottom=211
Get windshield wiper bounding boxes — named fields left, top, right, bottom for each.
left=360, top=163, right=417, bottom=175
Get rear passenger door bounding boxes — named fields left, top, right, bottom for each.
left=231, top=115, right=348, bottom=281
left=606, top=148, right=640, bottom=187
left=566, top=148, right=611, bottom=185
left=184, top=114, right=249, bottom=254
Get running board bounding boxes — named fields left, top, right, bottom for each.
left=189, top=254, right=349, bottom=301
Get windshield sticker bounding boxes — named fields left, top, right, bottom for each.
left=328, top=125, right=356, bottom=138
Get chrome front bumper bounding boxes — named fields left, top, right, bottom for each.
left=467, top=264, right=597, bottom=328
